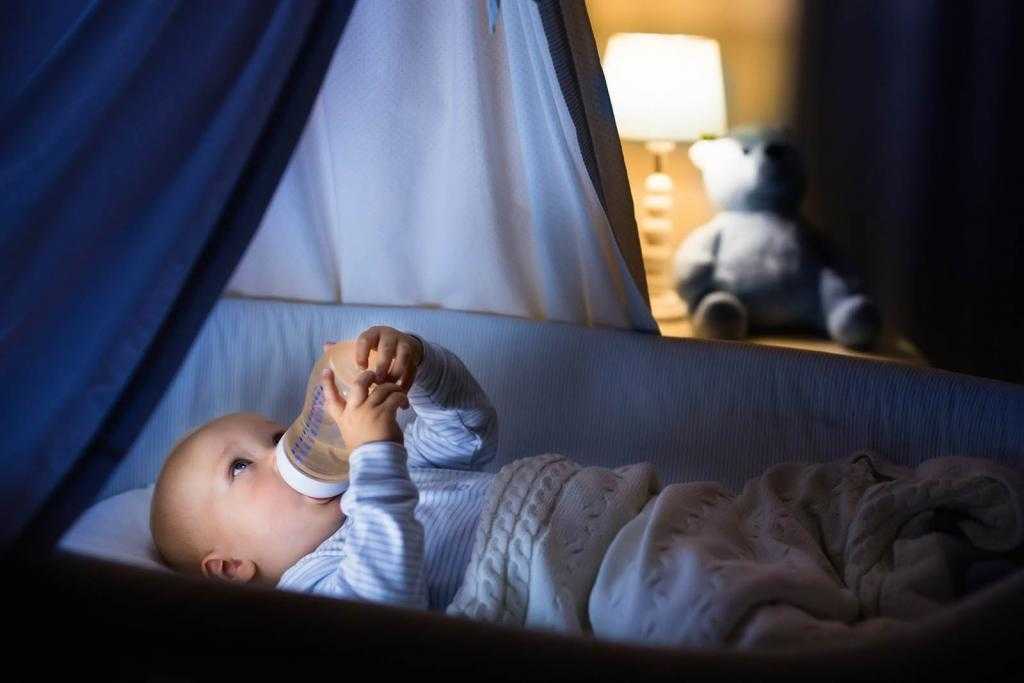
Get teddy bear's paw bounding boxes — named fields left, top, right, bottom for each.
left=827, top=295, right=880, bottom=349
left=693, top=291, right=748, bottom=340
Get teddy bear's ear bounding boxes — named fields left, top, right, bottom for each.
left=689, top=140, right=712, bottom=169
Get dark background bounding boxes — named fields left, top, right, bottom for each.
left=796, top=0, right=1024, bottom=384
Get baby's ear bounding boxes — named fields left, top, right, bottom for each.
left=201, top=554, right=257, bottom=584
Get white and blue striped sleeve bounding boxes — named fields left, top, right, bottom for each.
left=277, top=441, right=428, bottom=610
left=402, top=335, right=499, bottom=472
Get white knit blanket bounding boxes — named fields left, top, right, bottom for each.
left=447, top=452, right=1024, bottom=649
left=446, top=453, right=659, bottom=632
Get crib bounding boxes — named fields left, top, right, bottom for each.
left=42, top=296, right=1024, bottom=678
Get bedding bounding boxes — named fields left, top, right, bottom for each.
left=58, top=486, right=166, bottom=572
left=448, top=450, right=1024, bottom=649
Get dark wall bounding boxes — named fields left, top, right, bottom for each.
left=795, top=1, right=1024, bottom=383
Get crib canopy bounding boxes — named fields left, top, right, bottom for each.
left=1, top=0, right=651, bottom=549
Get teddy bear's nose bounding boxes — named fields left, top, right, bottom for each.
left=763, top=143, right=786, bottom=161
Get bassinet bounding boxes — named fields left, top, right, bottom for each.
left=33, top=296, right=1024, bottom=679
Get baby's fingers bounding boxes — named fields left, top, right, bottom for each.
left=347, top=369, right=377, bottom=407
left=393, top=343, right=416, bottom=389
left=381, top=390, right=410, bottom=414
left=320, top=368, right=347, bottom=419
left=375, top=333, right=398, bottom=382
left=366, top=382, right=405, bottom=408
left=355, top=327, right=382, bottom=369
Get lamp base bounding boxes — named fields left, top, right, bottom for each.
left=639, top=140, right=686, bottom=324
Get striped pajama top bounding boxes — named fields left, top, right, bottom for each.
left=277, top=336, right=499, bottom=611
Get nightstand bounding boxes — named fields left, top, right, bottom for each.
left=657, top=316, right=928, bottom=367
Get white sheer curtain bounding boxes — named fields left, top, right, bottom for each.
left=226, top=0, right=656, bottom=332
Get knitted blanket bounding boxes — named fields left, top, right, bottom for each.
left=448, top=452, right=1024, bottom=649
left=446, top=453, right=660, bottom=633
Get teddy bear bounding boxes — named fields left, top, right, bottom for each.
left=672, top=126, right=880, bottom=349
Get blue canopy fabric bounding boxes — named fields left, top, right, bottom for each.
left=1, top=0, right=357, bottom=548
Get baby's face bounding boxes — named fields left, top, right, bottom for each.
left=175, top=413, right=344, bottom=583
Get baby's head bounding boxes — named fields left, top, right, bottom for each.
left=150, top=412, right=344, bottom=585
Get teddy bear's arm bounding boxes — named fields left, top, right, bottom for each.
left=673, top=223, right=721, bottom=309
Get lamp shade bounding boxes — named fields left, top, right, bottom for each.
left=603, top=33, right=727, bottom=143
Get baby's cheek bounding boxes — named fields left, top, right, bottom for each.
left=256, top=488, right=303, bottom=543
left=267, top=476, right=305, bottom=512
left=246, top=475, right=293, bottom=522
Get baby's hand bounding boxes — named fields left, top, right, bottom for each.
left=354, top=325, right=424, bottom=390
left=321, top=367, right=408, bottom=450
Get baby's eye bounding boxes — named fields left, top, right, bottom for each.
left=230, top=458, right=252, bottom=479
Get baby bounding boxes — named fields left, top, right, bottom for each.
left=151, top=325, right=499, bottom=610
left=151, top=325, right=1024, bottom=648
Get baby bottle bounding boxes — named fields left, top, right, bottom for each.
left=275, top=341, right=383, bottom=498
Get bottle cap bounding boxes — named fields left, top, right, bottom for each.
left=275, top=439, right=349, bottom=499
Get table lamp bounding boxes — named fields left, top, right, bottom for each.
left=603, top=33, right=727, bottom=321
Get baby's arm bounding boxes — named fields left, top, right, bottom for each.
left=402, top=334, right=499, bottom=472
left=278, top=366, right=426, bottom=607
left=278, top=441, right=428, bottom=609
